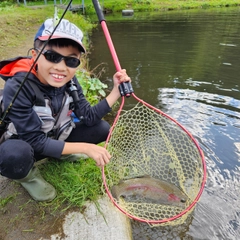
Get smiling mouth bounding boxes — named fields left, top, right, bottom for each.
left=51, top=73, right=65, bottom=80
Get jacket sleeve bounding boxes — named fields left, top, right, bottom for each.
left=72, top=76, right=112, bottom=126
left=3, top=76, right=64, bottom=158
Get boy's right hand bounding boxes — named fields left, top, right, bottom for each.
left=85, top=144, right=111, bottom=167
left=63, top=142, right=111, bottom=167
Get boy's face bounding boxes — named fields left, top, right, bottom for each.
left=32, top=45, right=81, bottom=88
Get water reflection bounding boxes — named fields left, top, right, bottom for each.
left=89, top=7, right=240, bottom=239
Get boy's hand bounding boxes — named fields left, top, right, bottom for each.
left=85, top=144, right=111, bottom=167
left=106, top=69, right=132, bottom=107
left=113, top=69, right=131, bottom=88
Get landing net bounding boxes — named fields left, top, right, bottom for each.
left=103, top=100, right=206, bottom=225
left=91, top=0, right=207, bottom=226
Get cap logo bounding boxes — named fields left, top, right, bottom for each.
left=44, top=20, right=83, bottom=42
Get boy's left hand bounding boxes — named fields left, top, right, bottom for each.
left=113, top=69, right=131, bottom=87
left=106, top=69, right=132, bottom=107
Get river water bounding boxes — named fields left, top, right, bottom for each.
left=89, top=7, right=240, bottom=240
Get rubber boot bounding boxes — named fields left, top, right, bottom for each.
left=16, top=167, right=57, bottom=202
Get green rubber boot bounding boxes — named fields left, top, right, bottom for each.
left=16, top=167, right=56, bottom=202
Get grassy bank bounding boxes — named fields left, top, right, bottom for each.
left=84, top=0, right=240, bottom=13
left=5, top=0, right=240, bottom=11
left=0, top=5, right=94, bottom=61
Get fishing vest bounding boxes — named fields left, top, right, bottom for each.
left=0, top=81, right=75, bottom=143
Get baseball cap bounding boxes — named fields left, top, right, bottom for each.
left=34, top=18, right=86, bottom=53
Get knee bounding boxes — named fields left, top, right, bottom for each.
left=89, top=120, right=110, bottom=144
left=99, top=120, right=110, bottom=141
left=101, top=120, right=111, bottom=135
left=0, top=139, right=34, bottom=179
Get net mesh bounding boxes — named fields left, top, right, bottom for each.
left=104, top=102, right=205, bottom=225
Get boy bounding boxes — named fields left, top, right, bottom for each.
left=0, top=18, right=131, bottom=201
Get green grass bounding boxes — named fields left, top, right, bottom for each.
left=71, top=0, right=240, bottom=13
left=0, top=4, right=94, bottom=60
left=6, top=0, right=240, bottom=12
left=39, top=157, right=104, bottom=211
left=0, top=194, right=16, bottom=208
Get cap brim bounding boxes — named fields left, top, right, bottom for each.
left=38, top=35, right=86, bottom=53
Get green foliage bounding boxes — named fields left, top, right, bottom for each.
left=75, top=70, right=108, bottom=105
left=0, top=1, right=12, bottom=8
left=134, top=0, right=151, bottom=4
left=39, top=158, right=103, bottom=211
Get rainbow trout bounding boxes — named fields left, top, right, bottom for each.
left=111, top=176, right=187, bottom=208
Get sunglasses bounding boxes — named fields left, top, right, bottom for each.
left=37, top=49, right=81, bottom=68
